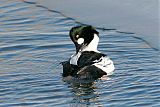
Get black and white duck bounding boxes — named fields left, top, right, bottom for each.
left=62, top=26, right=115, bottom=80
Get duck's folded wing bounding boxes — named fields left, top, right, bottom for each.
left=77, top=51, right=105, bottom=67
left=93, top=56, right=115, bottom=75
left=61, top=61, right=79, bottom=77
left=76, top=65, right=107, bottom=80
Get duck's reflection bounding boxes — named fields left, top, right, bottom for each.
left=63, top=77, right=102, bottom=107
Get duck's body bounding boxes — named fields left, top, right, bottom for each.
left=62, top=26, right=114, bottom=80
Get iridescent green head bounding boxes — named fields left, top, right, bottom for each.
left=69, top=25, right=99, bottom=52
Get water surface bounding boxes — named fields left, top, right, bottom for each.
left=26, top=0, right=159, bottom=50
left=0, top=0, right=160, bottom=107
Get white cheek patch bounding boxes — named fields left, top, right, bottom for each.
left=77, top=38, right=84, bottom=44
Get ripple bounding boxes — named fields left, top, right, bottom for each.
left=0, top=0, right=159, bottom=107
left=0, top=44, right=34, bottom=52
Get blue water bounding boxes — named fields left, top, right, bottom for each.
left=0, top=0, right=160, bottom=107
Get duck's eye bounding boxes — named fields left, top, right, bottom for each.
left=76, top=35, right=79, bottom=38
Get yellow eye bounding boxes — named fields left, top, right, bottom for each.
left=76, top=35, right=79, bottom=38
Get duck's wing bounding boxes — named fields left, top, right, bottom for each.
left=93, top=56, right=115, bottom=75
left=77, top=51, right=105, bottom=67
left=76, top=65, right=106, bottom=80
left=77, top=51, right=115, bottom=76
left=61, top=61, right=79, bottom=77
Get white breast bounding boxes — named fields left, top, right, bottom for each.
left=70, top=52, right=81, bottom=65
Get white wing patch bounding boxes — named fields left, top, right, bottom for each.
left=70, top=52, right=115, bottom=75
left=93, top=56, right=115, bottom=75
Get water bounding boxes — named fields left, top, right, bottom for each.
left=30, top=0, right=159, bottom=50
left=0, top=0, right=159, bottom=107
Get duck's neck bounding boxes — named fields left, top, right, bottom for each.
left=81, top=34, right=99, bottom=52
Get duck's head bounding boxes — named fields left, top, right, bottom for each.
left=69, top=25, right=99, bottom=53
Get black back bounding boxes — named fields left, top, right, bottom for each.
left=77, top=51, right=106, bottom=67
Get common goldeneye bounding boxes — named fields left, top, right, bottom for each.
left=62, top=26, right=115, bottom=80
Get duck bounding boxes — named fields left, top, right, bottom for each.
left=62, top=25, right=115, bottom=80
